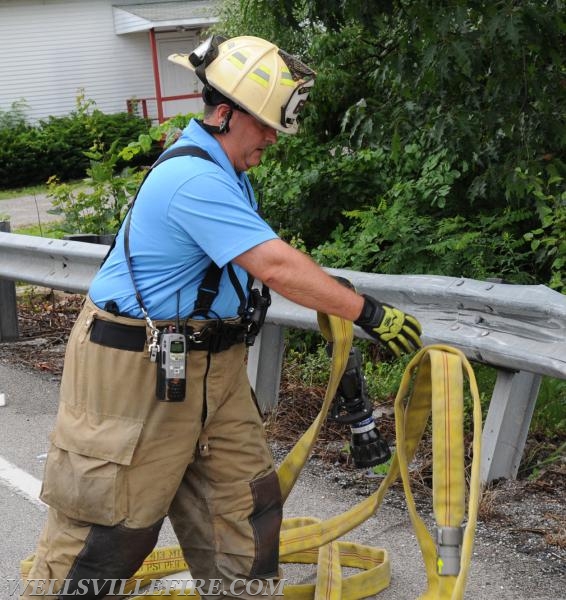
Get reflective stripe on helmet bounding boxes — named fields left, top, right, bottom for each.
left=249, top=66, right=271, bottom=88
left=280, top=70, right=296, bottom=87
left=227, top=51, right=248, bottom=70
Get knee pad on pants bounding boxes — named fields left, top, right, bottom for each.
left=249, top=471, right=283, bottom=578
left=58, top=518, right=163, bottom=599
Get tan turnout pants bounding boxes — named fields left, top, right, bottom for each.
left=22, top=298, right=282, bottom=599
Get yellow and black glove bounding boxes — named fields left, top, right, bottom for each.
left=354, top=294, right=423, bottom=357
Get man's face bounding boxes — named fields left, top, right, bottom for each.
left=227, top=109, right=278, bottom=172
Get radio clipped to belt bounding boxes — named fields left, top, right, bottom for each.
left=155, top=327, right=187, bottom=402
left=121, top=211, right=190, bottom=402
left=132, top=259, right=270, bottom=404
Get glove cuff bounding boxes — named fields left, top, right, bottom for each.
left=354, top=294, right=384, bottom=327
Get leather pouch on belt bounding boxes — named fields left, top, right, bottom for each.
left=40, top=402, right=143, bottom=526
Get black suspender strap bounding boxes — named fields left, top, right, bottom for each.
left=193, top=261, right=223, bottom=315
left=122, top=145, right=214, bottom=328
left=226, top=262, right=250, bottom=316
left=102, top=145, right=214, bottom=267
left=150, top=145, right=213, bottom=169
left=193, top=262, right=252, bottom=318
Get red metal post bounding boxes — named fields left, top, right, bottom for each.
left=149, top=28, right=164, bottom=123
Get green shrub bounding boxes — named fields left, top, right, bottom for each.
left=0, top=95, right=156, bottom=189
left=0, top=99, right=28, bottom=129
left=532, top=378, right=566, bottom=435
left=47, top=144, right=144, bottom=236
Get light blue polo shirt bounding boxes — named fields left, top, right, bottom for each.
left=88, top=119, right=278, bottom=320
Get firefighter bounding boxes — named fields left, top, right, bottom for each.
left=22, top=35, right=422, bottom=600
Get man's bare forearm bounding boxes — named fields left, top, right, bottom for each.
left=233, top=238, right=364, bottom=320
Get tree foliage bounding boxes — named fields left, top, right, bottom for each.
left=218, top=0, right=566, bottom=290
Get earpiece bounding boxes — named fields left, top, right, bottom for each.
left=219, top=110, right=233, bottom=133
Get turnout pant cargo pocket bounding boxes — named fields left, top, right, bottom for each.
left=40, top=404, right=144, bottom=526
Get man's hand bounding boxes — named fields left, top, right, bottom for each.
left=354, top=294, right=422, bottom=357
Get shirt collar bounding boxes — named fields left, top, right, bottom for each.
left=174, top=118, right=257, bottom=208
left=177, top=119, right=237, bottom=179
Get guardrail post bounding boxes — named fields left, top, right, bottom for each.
left=0, top=222, right=19, bottom=341
left=247, top=323, right=285, bottom=414
left=480, top=369, right=542, bottom=483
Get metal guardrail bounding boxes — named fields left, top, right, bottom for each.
left=0, top=232, right=107, bottom=294
left=1, top=231, right=565, bottom=483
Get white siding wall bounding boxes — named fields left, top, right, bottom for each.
left=0, top=0, right=155, bottom=122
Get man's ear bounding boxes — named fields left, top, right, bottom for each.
left=216, top=103, right=231, bottom=120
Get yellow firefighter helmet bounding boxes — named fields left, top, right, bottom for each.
left=169, top=35, right=315, bottom=134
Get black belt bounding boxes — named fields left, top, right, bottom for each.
left=90, top=318, right=246, bottom=353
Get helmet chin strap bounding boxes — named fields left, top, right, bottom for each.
left=200, top=109, right=233, bottom=135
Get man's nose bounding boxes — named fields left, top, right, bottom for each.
left=265, top=127, right=278, bottom=144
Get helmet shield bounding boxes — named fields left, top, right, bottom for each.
left=278, top=49, right=316, bottom=131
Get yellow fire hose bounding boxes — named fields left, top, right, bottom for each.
left=21, top=310, right=483, bottom=599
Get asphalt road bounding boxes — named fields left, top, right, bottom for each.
left=0, top=193, right=61, bottom=229
left=0, top=361, right=564, bottom=599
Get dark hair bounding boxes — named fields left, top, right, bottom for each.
left=202, top=85, right=233, bottom=107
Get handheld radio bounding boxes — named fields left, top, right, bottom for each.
left=156, top=332, right=187, bottom=402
